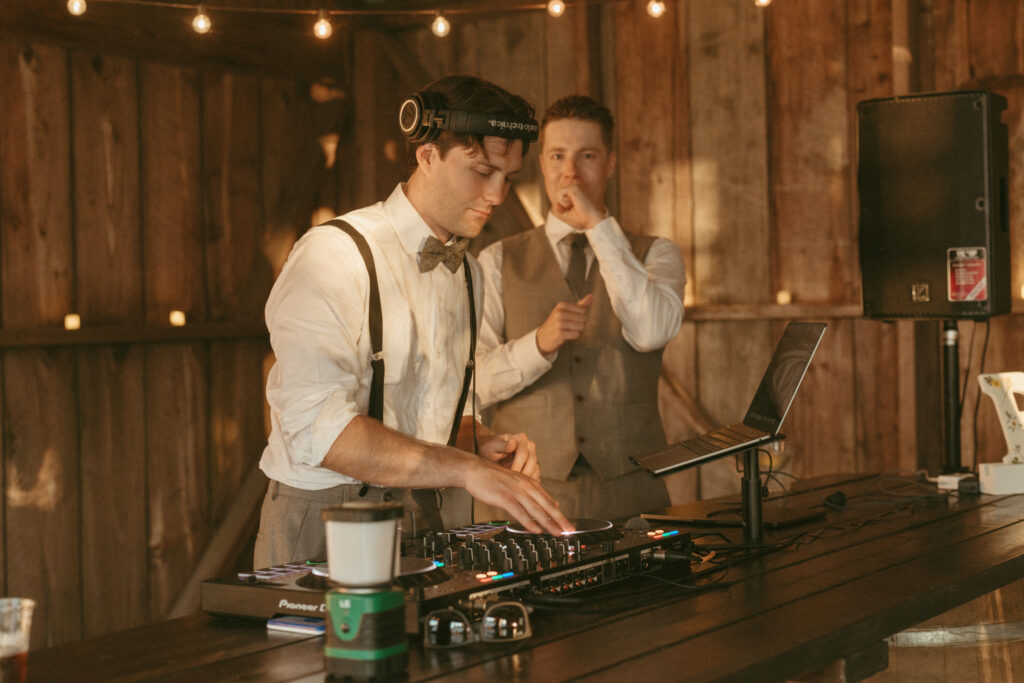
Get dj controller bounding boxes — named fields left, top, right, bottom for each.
left=201, top=518, right=692, bottom=634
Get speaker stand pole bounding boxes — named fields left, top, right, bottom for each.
left=941, top=320, right=962, bottom=474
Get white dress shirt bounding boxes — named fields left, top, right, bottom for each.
left=476, top=212, right=686, bottom=408
left=260, top=184, right=482, bottom=489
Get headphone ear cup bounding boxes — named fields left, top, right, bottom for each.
left=399, top=91, right=446, bottom=144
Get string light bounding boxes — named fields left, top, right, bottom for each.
left=192, top=5, right=212, bottom=34
left=64, top=314, right=81, bottom=331
left=646, top=0, right=666, bottom=18
left=169, top=310, right=187, bottom=327
left=431, top=13, right=451, bottom=37
left=59, top=1, right=686, bottom=40
left=313, top=10, right=333, bottom=39
left=755, top=0, right=772, bottom=6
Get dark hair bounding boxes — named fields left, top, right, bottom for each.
left=405, top=74, right=536, bottom=169
left=541, top=95, right=614, bottom=150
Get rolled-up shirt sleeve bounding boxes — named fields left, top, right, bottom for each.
left=265, top=229, right=371, bottom=470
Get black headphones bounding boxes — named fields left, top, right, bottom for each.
left=398, top=90, right=539, bottom=144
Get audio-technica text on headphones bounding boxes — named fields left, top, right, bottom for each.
left=398, top=90, right=539, bottom=144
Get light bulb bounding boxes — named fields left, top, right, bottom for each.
left=755, top=0, right=772, bottom=6
left=67, top=0, right=87, bottom=16
left=646, top=0, right=666, bottom=18
left=64, top=314, right=81, bottom=331
left=169, top=310, right=187, bottom=327
left=547, top=0, right=566, bottom=17
left=431, top=14, right=451, bottom=38
left=192, top=6, right=212, bottom=34
left=775, top=290, right=792, bottom=305
left=314, top=11, right=333, bottom=39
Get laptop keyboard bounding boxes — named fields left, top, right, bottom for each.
left=682, top=423, right=767, bottom=455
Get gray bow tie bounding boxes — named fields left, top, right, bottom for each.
left=419, top=236, right=468, bottom=273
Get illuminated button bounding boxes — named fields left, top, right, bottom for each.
left=486, top=571, right=498, bottom=576
left=475, top=573, right=488, bottom=580
left=646, top=531, right=656, bottom=536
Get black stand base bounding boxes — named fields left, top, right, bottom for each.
left=642, top=445, right=825, bottom=551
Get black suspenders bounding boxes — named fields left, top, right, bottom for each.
left=325, top=219, right=475, bottom=448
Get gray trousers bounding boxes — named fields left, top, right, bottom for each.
left=253, top=478, right=443, bottom=569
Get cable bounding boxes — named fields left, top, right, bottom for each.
left=959, top=320, right=979, bottom=411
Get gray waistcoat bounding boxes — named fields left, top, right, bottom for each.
left=490, top=228, right=667, bottom=482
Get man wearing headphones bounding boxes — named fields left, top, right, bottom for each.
left=476, top=95, right=686, bottom=521
left=254, top=75, right=573, bottom=569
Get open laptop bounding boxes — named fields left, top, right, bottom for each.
left=631, top=321, right=826, bottom=477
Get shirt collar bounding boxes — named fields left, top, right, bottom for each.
left=383, top=183, right=446, bottom=257
left=543, top=211, right=581, bottom=250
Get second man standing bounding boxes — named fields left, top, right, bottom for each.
left=476, top=95, right=687, bottom=522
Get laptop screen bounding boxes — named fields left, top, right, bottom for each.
left=742, top=322, right=827, bottom=434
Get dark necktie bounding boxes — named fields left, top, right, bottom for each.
left=564, top=232, right=589, bottom=298
left=419, top=236, right=468, bottom=273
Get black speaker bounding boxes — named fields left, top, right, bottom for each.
left=857, top=90, right=1010, bottom=319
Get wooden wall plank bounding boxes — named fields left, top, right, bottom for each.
left=78, top=346, right=148, bottom=635
left=139, top=62, right=204, bottom=325
left=0, top=43, right=74, bottom=327
left=202, top=71, right=268, bottom=319
left=70, top=52, right=142, bottom=322
left=1004, top=89, right=1024, bottom=327
left=683, top=1, right=772, bottom=498
left=964, top=0, right=1024, bottom=82
left=201, top=71, right=272, bottom=553
left=138, top=60, right=210, bottom=617
left=352, top=32, right=379, bottom=209
left=845, top=0, right=900, bottom=475
left=930, top=0, right=972, bottom=91
left=659, top=0, right=697, bottom=505
left=208, top=338, right=267, bottom=525
left=259, top=78, right=310, bottom=274
left=352, top=32, right=407, bottom=209
left=144, top=344, right=209, bottom=618
left=4, top=350, right=80, bottom=647
left=69, top=49, right=150, bottom=638
left=764, top=2, right=861, bottom=480
left=768, top=1, right=856, bottom=305
left=0, top=42, right=81, bottom=648
left=545, top=8, right=579, bottom=103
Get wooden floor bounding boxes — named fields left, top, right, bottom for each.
left=867, top=577, right=1024, bottom=682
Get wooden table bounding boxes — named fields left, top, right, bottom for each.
left=26, top=473, right=1024, bottom=682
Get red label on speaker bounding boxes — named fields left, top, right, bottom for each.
left=947, top=248, right=988, bottom=302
